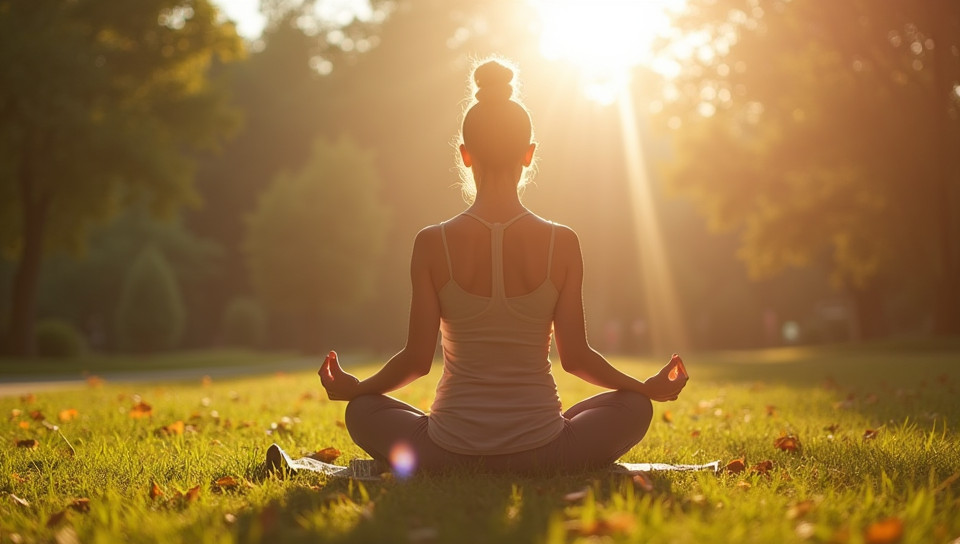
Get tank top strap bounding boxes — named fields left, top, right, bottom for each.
left=546, top=222, right=556, bottom=276
left=461, top=210, right=530, bottom=230
left=439, top=221, right=454, bottom=278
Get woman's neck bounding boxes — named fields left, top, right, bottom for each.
left=468, top=170, right=526, bottom=221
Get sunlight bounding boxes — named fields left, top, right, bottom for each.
left=532, top=0, right=685, bottom=105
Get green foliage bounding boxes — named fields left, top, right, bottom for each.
left=221, top=297, right=267, bottom=348
left=244, top=137, right=388, bottom=350
left=0, top=347, right=958, bottom=542
left=34, top=318, right=86, bottom=358
left=115, top=247, right=186, bottom=352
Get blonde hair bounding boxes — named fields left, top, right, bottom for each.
left=456, top=57, right=537, bottom=203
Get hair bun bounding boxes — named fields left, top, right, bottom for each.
left=473, top=60, right=514, bottom=103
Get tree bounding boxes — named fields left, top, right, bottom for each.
left=656, top=0, right=960, bottom=337
left=0, top=0, right=243, bottom=355
left=244, top=137, right=388, bottom=352
left=115, top=246, right=186, bottom=352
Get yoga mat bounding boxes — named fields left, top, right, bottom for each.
left=266, top=444, right=719, bottom=481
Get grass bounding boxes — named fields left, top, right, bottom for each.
left=1, top=345, right=959, bottom=543
left=0, top=349, right=302, bottom=377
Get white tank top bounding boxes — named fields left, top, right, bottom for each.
left=428, top=211, right=565, bottom=455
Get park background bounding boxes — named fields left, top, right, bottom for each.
left=1, top=0, right=958, bottom=359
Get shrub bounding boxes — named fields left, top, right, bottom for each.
left=115, top=246, right=185, bottom=352
left=35, top=319, right=86, bottom=358
left=222, top=297, right=266, bottom=348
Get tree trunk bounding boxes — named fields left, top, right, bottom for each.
left=3, top=136, right=49, bottom=357
left=930, top=0, right=960, bottom=335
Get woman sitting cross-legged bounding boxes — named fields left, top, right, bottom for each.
left=313, top=58, right=688, bottom=475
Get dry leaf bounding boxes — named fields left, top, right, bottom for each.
left=184, top=485, right=201, bottom=502
left=16, top=439, right=39, bottom=449
left=774, top=433, right=801, bottom=452
left=150, top=482, right=164, bottom=500
left=29, top=410, right=45, bottom=421
left=765, top=405, right=777, bottom=417
left=129, top=401, right=153, bottom=419
left=863, top=429, right=880, bottom=440
left=68, top=498, right=90, bottom=513
left=20, top=393, right=36, bottom=404
left=214, top=476, right=240, bottom=489
left=864, top=517, right=903, bottom=544
left=662, top=411, right=674, bottom=423
left=10, top=493, right=30, bottom=507
left=58, top=409, right=79, bottom=422
left=690, top=430, right=701, bottom=438
left=736, top=480, right=752, bottom=489
left=18, top=421, right=30, bottom=429
left=750, top=460, right=774, bottom=475
left=157, top=421, right=185, bottom=436
left=824, top=424, right=840, bottom=433
left=787, top=499, right=815, bottom=520
left=632, top=473, right=653, bottom=492
left=46, top=510, right=69, bottom=527
left=724, top=458, right=746, bottom=474
left=307, top=447, right=341, bottom=463
left=335, top=420, right=346, bottom=429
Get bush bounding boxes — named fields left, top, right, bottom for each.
left=35, top=319, right=86, bottom=358
left=222, top=297, right=266, bottom=348
left=115, top=246, right=185, bottom=352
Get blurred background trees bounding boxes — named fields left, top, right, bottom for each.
left=1, top=0, right=956, bottom=358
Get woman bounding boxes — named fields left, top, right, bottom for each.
left=318, top=59, right=688, bottom=474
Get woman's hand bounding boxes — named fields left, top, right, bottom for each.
left=318, top=351, right=361, bottom=401
left=642, top=354, right=689, bottom=402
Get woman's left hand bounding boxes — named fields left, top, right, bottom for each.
left=318, top=351, right=361, bottom=401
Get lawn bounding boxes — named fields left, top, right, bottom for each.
left=1, top=345, right=959, bottom=543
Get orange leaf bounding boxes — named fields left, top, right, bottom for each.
left=129, top=401, right=153, bottom=419
left=690, top=430, right=701, bottom=438
left=149, top=482, right=164, bottom=500
left=68, top=498, right=90, bottom=513
left=20, top=393, right=36, bottom=404
left=16, top=439, right=39, bottom=449
left=29, top=410, right=45, bottom=421
left=184, top=485, right=201, bottom=502
left=662, top=410, right=674, bottom=423
left=864, top=517, right=904, bottom=544
left=750, top=460, right=774, bottom=475
left=863, top=429, right=880, bottom=440
left=157, top=421, right=185, bottom=436
left=724, top=458, right=745, bottom=474
left=18, top=421, right=29, bottom=429
left=773, top=433, right=801, bottom=452
left=214, top=476, right=240, bottom=489
left=765, top=405, right=777, bottom=417
left=58, top=409, right=79, bottom=422
left=86, top=375, right=104, bottom=387
left=308, top=447, right=341, bottom=463
left=632, top=473, right=653, bottom=492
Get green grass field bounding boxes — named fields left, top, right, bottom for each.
left=2, top=345, right=959, bottom=543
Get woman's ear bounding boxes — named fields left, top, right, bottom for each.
left=459, top=144, right=473, bottom=167
left=522, top=143, right=536, bottom=167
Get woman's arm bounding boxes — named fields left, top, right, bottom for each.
left=320, top=227, right=441, bottom=400
left=552, top=227, right=686, bottom=401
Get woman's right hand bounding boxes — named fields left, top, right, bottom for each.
left=641, top=354, right=689, bottom=402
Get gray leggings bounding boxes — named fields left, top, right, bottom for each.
left=344, top=390, right=653, bottom=475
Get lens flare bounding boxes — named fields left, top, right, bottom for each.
left=389, top=441, right=417, bottom=479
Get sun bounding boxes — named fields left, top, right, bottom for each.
left=531, top=0, right=685, bottom=104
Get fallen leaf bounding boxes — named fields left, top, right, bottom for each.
left=58, top=409, right=79, bottom=422
left=129, top=402, right=153, bottom=419
left=787, top=499, right=816, bottom=520
left=736, top=480, right=752, bottom=489
left=18, top=421, right=29, bottom=429
left=863, top=429, right=880, bottom=440
left=214, top=476, right=240, bottom=489
left=864, top=517, right=903, bottom=544
left=632, top=473, right=653, bottom=492
left=335, top=420, right=346, bottom=429
left=68, top=498, right=90, bottom=513
left=766, top=405, right=777, bottom=417
left=690, top=430, right=701, bottom=438
left=724, top=458, right=746, bottom=474
left=184, top=485, right=201, bottom=502
left=157, top=421, right=185, bottom=436
left=46, top=510, right=68, bottom=527
left=16, top=439, right=39, bottom=449
left=750, top=460, right=774, bottom=475
left=10, top=493, right=30, bottom=507
left=662, top=411, right=674, bottom=423
left=149, top=482, right=164, bottom=500
left=774, top=433, right=801, bottom=452
left=307, top=447, right=341, bottom=463
left=29, top=410, right=45, bottom=421
left=20, top=393, right=36, bottom=404
left=10, top=408, right=22, bottom=419
left=11, top=472, right=27, bottom=483
left=824, top=423, right=840, bottom=433
left=86, top=375, right=104, bottom=387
